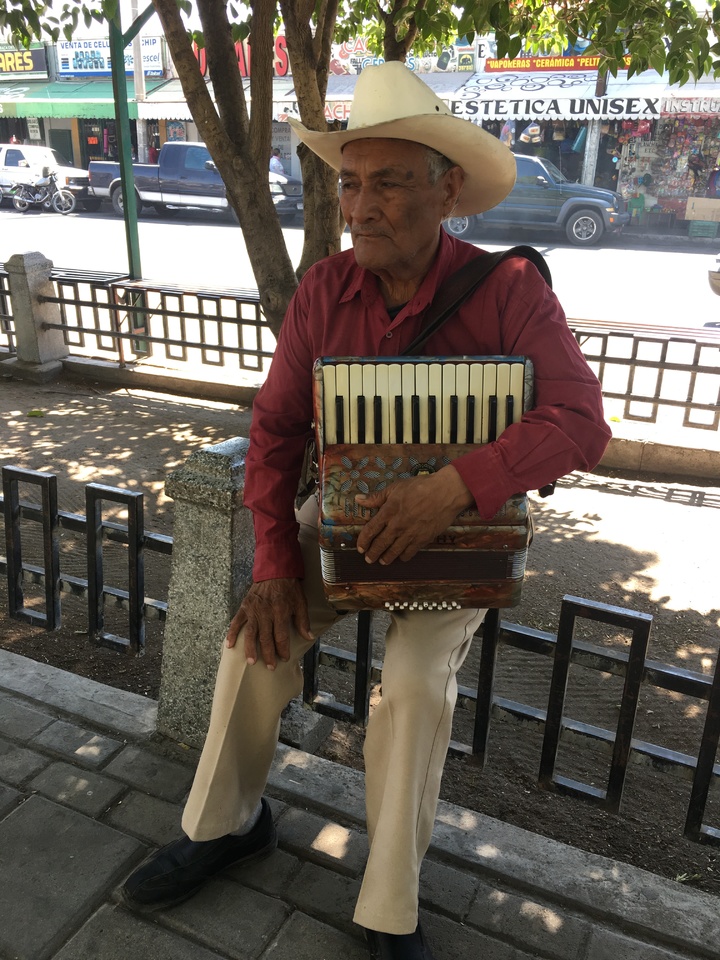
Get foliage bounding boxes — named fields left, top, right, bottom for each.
left=4, top=1, right=720, bottom=87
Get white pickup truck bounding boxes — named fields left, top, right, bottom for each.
left=0, top=143, right=97, bottom=210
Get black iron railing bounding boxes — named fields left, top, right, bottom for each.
left=39, top=270, right=275, bottom=374
left=0, top=265, right=14, bottom=356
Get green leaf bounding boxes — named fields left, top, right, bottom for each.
left=26, top=409, right=45, bottom=418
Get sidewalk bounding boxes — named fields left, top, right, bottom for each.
left=1, top=647, right=719, bottom=960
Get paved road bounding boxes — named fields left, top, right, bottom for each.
left=0, top=203, right=717, bottom=329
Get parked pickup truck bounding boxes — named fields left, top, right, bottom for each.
left=88, top=141, right=303, bottom=221
left=444, top=153, right=629, bottom=246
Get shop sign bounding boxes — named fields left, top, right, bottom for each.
left=193, top=35, right=290, bottom=78
left=485, top=54, right=631, bottom=73
left=55, top=37, right=164, bottom=77
left=447, top=95, right=661, bottom=121
left=329, top=36, right=476, bottom=75
left=275, top=99, right=352, bottom=122
left=0, top=45, right=48, bottom=79
left=26, top=117, right=41, bottom=139
left=662, top=96, right=720, bottom=115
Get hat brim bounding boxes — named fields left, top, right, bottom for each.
left=288, top=114, right=516, bottom=216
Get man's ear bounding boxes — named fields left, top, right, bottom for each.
left=443, top=165, right=465, bottom=217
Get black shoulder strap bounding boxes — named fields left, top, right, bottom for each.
left=402, top=244, right=551, bottom=356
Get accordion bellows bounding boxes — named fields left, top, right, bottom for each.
left=312, top=356, right=534, bottom=611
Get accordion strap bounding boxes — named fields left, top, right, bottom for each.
left=403, top=244, right=552, bottom=356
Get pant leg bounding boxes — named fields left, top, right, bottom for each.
left=182, top=496, right=339, bottom=841
left=353, top=605, right=486, bottom=935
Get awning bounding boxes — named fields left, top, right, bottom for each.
left=0, top=78, right=167, bottom=119
left=444, top=70, right=668, bottom=122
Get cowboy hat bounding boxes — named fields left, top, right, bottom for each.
left=287, top=61, right=516, bottom=216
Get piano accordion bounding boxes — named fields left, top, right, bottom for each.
left=312, top=356, right=534, bottom=612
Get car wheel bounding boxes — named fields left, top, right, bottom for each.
left=443, top=215, right=476, bottom=238
left=82, top=198, right=102, bottom=212
left=111, top=186, right=142, bottom=217
left=565, top=209, right=603, bottom=246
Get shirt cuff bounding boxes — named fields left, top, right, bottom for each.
left=252, top=537, right=305, bottom=583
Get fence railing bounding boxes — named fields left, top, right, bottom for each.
left=0, top=265, right=13, bottom=356
left=2, top=260, right=719, bottom=437
left=2, top=464, right=719, bottom=846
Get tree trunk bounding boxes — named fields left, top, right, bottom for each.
left=153, top=0, right=298, bottom=338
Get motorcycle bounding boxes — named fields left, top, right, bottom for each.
left=8, top=168, right=76, bottom=215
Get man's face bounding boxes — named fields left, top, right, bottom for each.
left=339, top=139, right=463, bottom=284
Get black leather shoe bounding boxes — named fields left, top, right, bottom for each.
left=364, top=924, right=436, bottom=960
left=122, top=798, right=277, bottom=909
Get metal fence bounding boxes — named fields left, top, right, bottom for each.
left=2, top=263, right=719, bottom=435
left=2, top=464, right=720, bottom=846
left=0, top=265, right=13, bottom=356
left=42, top=268, right=275, bottom=375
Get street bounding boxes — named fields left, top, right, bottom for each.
left=0, top=203, right=717, bottom=329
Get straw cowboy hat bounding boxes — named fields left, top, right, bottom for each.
left=287, top=61, right=516, bottom=216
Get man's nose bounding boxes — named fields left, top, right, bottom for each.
left=348, top=185, right=380, bottom=222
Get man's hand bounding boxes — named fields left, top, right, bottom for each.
left=226, top=578, right=314, bottom=670
left=355, top=465, right=474, bottom=566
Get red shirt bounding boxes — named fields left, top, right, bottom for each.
left=245, top=231, right=611, bottom=581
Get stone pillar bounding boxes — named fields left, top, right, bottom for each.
left=157, top=438, right=255, bottom=747
left=4, top=252, right=68, bottom=382
left=157, top=437, right=333, bottom=753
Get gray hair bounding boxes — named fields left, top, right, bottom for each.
left=424, top=145, right=456, bottom=183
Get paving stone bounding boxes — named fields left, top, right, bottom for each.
left=159, top=876, right=288, bottom=960
left=227, top=846, right=302, bottom=896
left=31, top=719, right=123, bottom=766
left=423, top=910, right=516, bottom=960
left=262, top=912, right=368, bottom=960
left=0, top=737, right=49, bottom=785
left=0, top=782, right=22, bottom=819
left=28, top=760, right=127, bottom=817
left=104, top=789, right=184, bottom=847
left=285, top=861, right=362, bottom=933
left=103, top=743, right=194, bottom=801
left=0, top=696, right=53, bottom=740
left=585, top=927, right=695, bottom=960
left=467, top=878, right=591, bottom=960
left=55, top=905, right=226, bottom=960
left=0, top=795, right=142, bottom=960
left=279, top=806, right=368, bottom=877
left=419, top=857, right=480, bottom=919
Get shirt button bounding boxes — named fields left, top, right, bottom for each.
left=385, top=331, right=393, bottom=339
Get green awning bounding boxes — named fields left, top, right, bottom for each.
left=0, top=78, right=169, bottom=119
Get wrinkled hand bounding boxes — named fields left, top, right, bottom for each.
left=226, top=578, right=314, bottom=670
left=355, top=466, right=474, bottom=566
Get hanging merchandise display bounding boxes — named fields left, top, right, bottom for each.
left=617, top=115, right=720, bottom=230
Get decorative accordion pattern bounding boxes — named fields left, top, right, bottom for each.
left=312, top=356, right=534, bottom=611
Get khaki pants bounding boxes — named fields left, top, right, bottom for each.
left=182, top=496, right=486, bottom=935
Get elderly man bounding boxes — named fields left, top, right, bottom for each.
left=123, top=62, right=611, bottom=960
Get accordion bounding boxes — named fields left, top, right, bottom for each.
left=312, top=356, right=534, bottom=611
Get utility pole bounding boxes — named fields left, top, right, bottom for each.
left=131, top=0, right=147, bottom=163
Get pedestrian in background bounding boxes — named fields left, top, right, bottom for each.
left=269, top=147, right=284, bottom=174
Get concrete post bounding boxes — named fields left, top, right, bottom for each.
left=157, top=438, right=254, bottom=746
left=157, top=437, right=333, bottom=753
left=4, top=252, right=68, bottom=382
left=581, top=118, right=603, bottom=187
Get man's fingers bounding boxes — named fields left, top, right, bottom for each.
left=226, top=608, right=247, bottom=649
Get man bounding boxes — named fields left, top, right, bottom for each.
left=123, top=62, right=611, bottom=960
left=269, top=147, right=285, bottom=173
